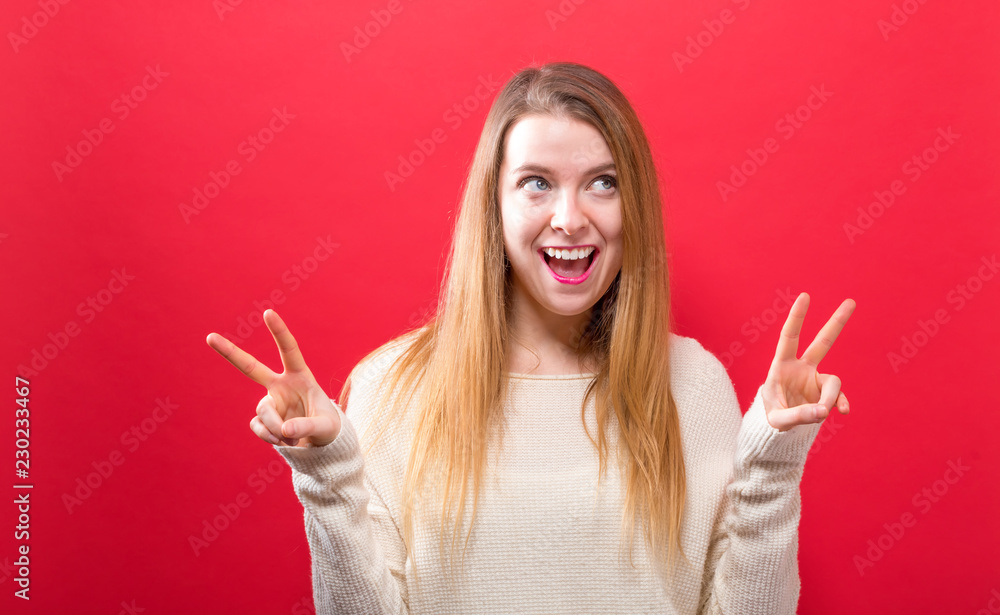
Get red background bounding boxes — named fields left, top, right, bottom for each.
left=2, top=0, right=998, bottom=613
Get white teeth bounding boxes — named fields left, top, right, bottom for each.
left=544, top=246, right=595, bottom=260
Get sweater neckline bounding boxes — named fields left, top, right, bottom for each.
left=506, top=372, right=597, bottom=380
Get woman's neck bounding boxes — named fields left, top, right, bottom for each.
left=505, top=295, right=597, bottom=376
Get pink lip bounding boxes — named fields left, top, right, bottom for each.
left=538, top=247, right=599, bottom=285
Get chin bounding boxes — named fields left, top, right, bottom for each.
left=545, top=297, right=598, bottom=317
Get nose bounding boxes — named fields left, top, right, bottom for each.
left=550, top=189, right=589, bottom=236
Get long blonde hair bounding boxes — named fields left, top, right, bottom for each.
left=338, top=61, right=688, bottom=585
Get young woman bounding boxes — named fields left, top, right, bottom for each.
left=207, top=62, right=855, bottom=614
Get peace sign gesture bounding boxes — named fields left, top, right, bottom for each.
left=205, top=310, right=341, bottom=447
left=762, top=293, right=857, bottom=432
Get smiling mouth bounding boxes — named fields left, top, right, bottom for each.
left=541, top=248, right=598, bottom=283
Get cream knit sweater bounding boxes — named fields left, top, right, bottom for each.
left=274, top=333, right=823, bottom=614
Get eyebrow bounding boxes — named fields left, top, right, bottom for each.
left=509, top=162, right=616, bottom=176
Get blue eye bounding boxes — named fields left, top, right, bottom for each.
left=592, top=175, right=617, bottom=192
left=518, top=176, right=549, bottom=192
left=515, top=175, right=617, bottom=194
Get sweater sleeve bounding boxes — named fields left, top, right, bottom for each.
left=273, top=402, right=409, bottom=615
left=697, top=367, right=823, bottom=615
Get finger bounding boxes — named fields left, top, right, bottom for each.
left=249, top=416, right=282, bottom=446
left=835, top=391, right=850, bottom=414
left=815, top=373, right=842, bottom=412
left=256, top=394, right=297, bottom=446
left=262, top=310, right=309, bottom=374
left=206, top=332, right=278, bottom=388
left=284, top=415, right=339, bottom=447
left=774, top=292, right=809, bottom=363
left=801, top=298, right=856, bottom=367
left=765, top=402, right=828, bottom=432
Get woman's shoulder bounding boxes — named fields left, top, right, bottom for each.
left=341, top=327, right=427, bottom=435
left=349, top=327, right=426, bottom=389
left=667, top=332, right=744, bottom=431
left=667, top=332, right=731, bottom=385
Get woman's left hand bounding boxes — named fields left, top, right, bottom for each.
left=762, top=292, right=856, bottom=432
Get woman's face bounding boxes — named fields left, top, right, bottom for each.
left=498, top=114, right=623, bottom=321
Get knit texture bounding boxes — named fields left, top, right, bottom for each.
left=274, top=333, right=822, bottom=614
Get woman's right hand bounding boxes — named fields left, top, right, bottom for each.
left=206, top=309, right=342, bottom=448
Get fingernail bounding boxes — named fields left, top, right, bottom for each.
left=267, top=433, right=280, bottom=445
left=815, top=404, right=827, bottom=418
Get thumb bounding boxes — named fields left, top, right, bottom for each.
left=815, top=373, right=843, bottom=412
left=765, top=402, right=829, bottom=432
left=764, top=374, right=844, bottom=431
left=282, top=414, right=340, bottom=447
